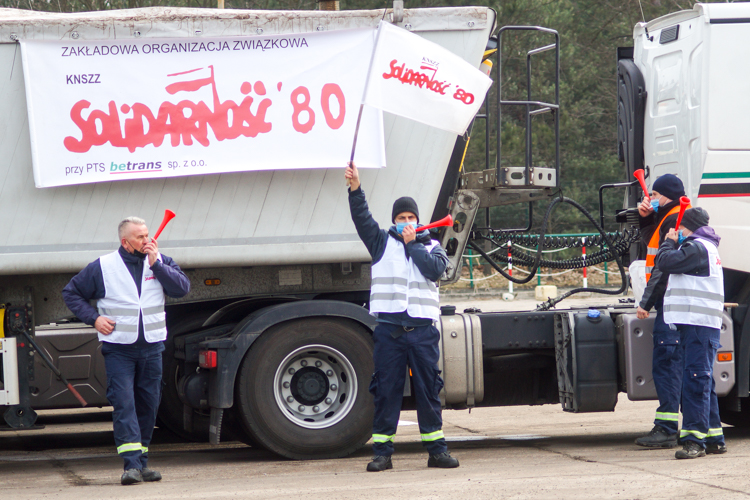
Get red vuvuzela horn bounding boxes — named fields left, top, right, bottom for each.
left=633, top=169, right=649, bottom=199
left=674, top=196, right=691, bottom=230
left=153, top=209, right=176, bottom=241
left=419, top=215, right=453, bottom=232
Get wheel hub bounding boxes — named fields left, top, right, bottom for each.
left=273, top=344, right=358, bottom=429
left=291, top=367, right=328, bottom=405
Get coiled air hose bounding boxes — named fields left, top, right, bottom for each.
left=466, top=195, right=630, bottom=310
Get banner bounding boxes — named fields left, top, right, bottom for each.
left=363, top=21, right=492, bottom=135
left=20, top=28, right=385, bottom=188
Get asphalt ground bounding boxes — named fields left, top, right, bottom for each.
left=3, top=291, right=750, bottom=499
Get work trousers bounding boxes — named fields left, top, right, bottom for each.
left=370, top=322, right=447, bottom=456
left=677, top=324, right=725, bottom=448
left=652, top=306, right=683, bottom=434
left=102, top=341, right=164, bottom=471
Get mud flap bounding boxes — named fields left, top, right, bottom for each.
left=209, top=407, right=223, bottom=445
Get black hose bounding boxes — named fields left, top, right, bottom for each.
left=466, top=195, right=629, bottom=310
left=475, top=229, right=638, bottom=269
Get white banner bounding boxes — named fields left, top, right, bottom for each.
left=363, top=21, right=491, bottom=135
left=20, top=28, right=385, bottom=188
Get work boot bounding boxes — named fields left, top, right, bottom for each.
left=635, top=425, right=678, bottom=448
left=141, top=468, right=162, bottom=482
left=675, top=441, right=706, bottom=459
left=120, top=468, right=143, bottom=485
left=366, top=455, right=393, bottom=472
left=705, top=443, right=728, bottom=455
left=427, top=451, right=459, bottom=468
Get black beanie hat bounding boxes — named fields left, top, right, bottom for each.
left=652, top=174, right=685, bottom=201
left=392, top=197, right=419, bottom=223
left=680, top=207, right=710, bottom=232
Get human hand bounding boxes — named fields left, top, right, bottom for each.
left=345, top=161, right=360, bottom=191
left=142, top=237, right=159, bottom=267
left=402, top=223, right=416, bottom=244
left=636, top=306, right=649, bottom=319
left=638, top=197, right=653, bottom=217
left=95, top=316, right=116, bottom=335
left=665, top=228, right=678, bottom=243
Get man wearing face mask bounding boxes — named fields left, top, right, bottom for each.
left=634, top=174, right=691, bottom=448
left=656, top=207, right=726, bottom=458
left=62, top=217, right=190, bottom=485
left=344, top=162, right=458, bottom=472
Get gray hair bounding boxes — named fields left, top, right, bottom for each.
left=118, top=217, right=147, bottom=240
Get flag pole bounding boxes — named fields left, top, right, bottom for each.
left=349, top=21, right=385, bottom=168
left=349, top=104, right=365, bottom=164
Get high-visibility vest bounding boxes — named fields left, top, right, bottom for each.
left=663, top=237, right=724, bottom=329
left=645, top=204, right=690, bottom=282
left=370, top=236, right=441, bottom=321
left=97, top=251, right=167, bottom=344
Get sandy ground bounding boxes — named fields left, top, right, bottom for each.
left=2, top=397, right=750, bottom=500
left=5, top=290, right=748, bottom=500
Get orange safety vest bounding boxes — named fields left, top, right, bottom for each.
left=644, top=204, right=691, bottom=282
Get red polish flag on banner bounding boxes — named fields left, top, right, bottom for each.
left=362, top=20, right=492, bottom=135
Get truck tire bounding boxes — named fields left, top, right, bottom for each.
left=235, top=317, right=374, bottom=459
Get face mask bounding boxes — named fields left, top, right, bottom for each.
left=651, top=198, right=661, bottom=213
left=396, top=222, right=417, bottom=234
left=677, top=230, right=686, bottom=245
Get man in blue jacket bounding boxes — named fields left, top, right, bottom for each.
left=345, top=162, right=459, bottom=472
left=634, top=174, right=687, bottom=448
left=655, top=207, right=727, bottom=459
left=63, top=217, right=191, bottom=484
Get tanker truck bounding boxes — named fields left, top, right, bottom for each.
left=1, top=2, right=750, bottom=460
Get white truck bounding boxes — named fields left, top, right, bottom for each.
left=1, top=2, right=749, bottom=460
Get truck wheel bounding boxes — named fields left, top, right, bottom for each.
left=235, top=318, right=374, bottom=459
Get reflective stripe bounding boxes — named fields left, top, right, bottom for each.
left=144, top=319, right=167, bottom=332
left=665, top=288, right=724, bottom=302
left=117, top=442, right=143, bottom=454
left=408, top=297, right=440, bottom=307
left=141, top=446, right=149, bottom=454
left=707, top=428, right=724, bottom=437
left=420, top=430, right=445, bottom=442
left=372, top=277, right=409, bottom=286
left=645, top=266, right=654, bottom=273
left=646, top=247, right=659, bottom=255
left=113, top=324, right=138, bottom=333
left=655, top=412, right=679, bottom=422
left=680, top=429, right=707, bottom=439
left=99, top=307, right=139, bottom=317
left=372, top=434, right=395, bottom=443
left=142, top=305, right=165, bottom=315
left=408, top=281, right=437, bottom=292
left=663, top=304, right=724, bottom=319
left=371, top=292, right=408, bottom=302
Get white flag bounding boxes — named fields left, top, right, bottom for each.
left=362, top=21, right=492, bottom=135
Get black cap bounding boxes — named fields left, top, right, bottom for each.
left=392, top=197, right=419, bottom=223
left=681, top=207, right=710, bottom=232
left=652, top=174, right=685, bottom=201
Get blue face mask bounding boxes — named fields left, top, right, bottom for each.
left=651, top=199, right=661, bottom=213
left=677, top=230, right=686, bottom=245
left=396, top=222, right=417, bottom=234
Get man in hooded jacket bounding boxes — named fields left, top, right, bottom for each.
left=345, top=162, right=459, bottom=472
left=656, top=207, right=727, bottom=459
